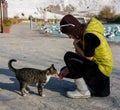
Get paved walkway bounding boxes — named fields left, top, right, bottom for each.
left=0, top=24, right=120, bottom=110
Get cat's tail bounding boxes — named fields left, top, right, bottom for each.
left=8, top=59, right=17, bottom=72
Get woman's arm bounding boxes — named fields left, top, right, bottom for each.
left=73, top=39, right=84, bottom=57
left=73, top=33, right=100, bottom=61
left=73, top=40, right=94, bottom=61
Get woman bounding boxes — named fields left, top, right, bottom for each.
left=59, top=14, right=113, bottom=98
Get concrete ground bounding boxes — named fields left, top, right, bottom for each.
left=0, top=24, right=120, bottom=110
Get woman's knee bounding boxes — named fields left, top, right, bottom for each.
left=64, top=51, right=75, bottom=61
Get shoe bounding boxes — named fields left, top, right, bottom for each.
left=66, top=78, right=91, bottom=98
left=67, top=90, right=90, bottom=98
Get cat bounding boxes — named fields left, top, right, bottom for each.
left=8, top=59, right=58, bottom=96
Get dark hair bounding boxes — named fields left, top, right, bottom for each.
left=60, top=14, right=85, bottom=38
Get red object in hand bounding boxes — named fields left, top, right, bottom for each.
left=58, top=72, right=68, bottom=80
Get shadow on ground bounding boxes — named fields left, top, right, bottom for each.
left=45, top=77, right=76, bottom=97
left=0, top=68, right=21, bottom=95
left=0, top=68, right=75, bottom=97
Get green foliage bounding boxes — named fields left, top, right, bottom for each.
left=111, top=14, right=120, bottom=23
left=14, top=16, right=19, bottom=19
left=98, top=6, right=115, bottom=20
left=3, top=19, right=12, bottom=27
left=97, top=6, right=120, bottom=23
left=97, top=6, right=115, bottom=22
left=28, top=15, right=33, bottom=20
left=11, top=16, right=22, bottom=24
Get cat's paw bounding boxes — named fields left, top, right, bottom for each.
left=22, top=93, right=27, bottom=97
left=25, top=90, right=29, bottom=94
left=39, top=93, right=45, bottom=97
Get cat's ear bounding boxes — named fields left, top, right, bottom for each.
left=51, top=64, right=54, bottom=67
left=49, top=64, right=54, bottom=71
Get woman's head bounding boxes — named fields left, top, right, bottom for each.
left=60, top=14, right=85, bottom=39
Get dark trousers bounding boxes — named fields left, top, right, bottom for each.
left=62, top=51, right=110, bottom=97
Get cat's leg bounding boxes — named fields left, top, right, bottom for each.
left=37, top=83, right=45, bottom=97
left=19, top=81, right=28, bottom=96
left=24, top=89, right=29, bottom=94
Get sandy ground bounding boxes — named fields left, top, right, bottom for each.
left=0, top=24, right=120, bottom=110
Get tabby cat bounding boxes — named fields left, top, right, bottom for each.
left=8, top=59, right=58, bottom=96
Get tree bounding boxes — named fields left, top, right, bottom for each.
left=98, top=6, right=115, bottom=20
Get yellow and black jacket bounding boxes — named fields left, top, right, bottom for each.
left=83, top=18, right=113, bottom=77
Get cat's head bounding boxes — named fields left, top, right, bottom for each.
left=47, top=64, right=58, bottom=78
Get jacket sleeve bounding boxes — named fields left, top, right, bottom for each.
left=84, top=33, right=100, bottom=57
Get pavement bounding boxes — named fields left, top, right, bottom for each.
left=0, top=24, right=120, bottom=110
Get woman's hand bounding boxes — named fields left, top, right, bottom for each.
left=58, top=67, right=69, bottom=80
left=73, top=39, right=84, bottom=56
left=73, top=39, right=94, bottom=61
left=73, top=39, right=80, bottom=47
